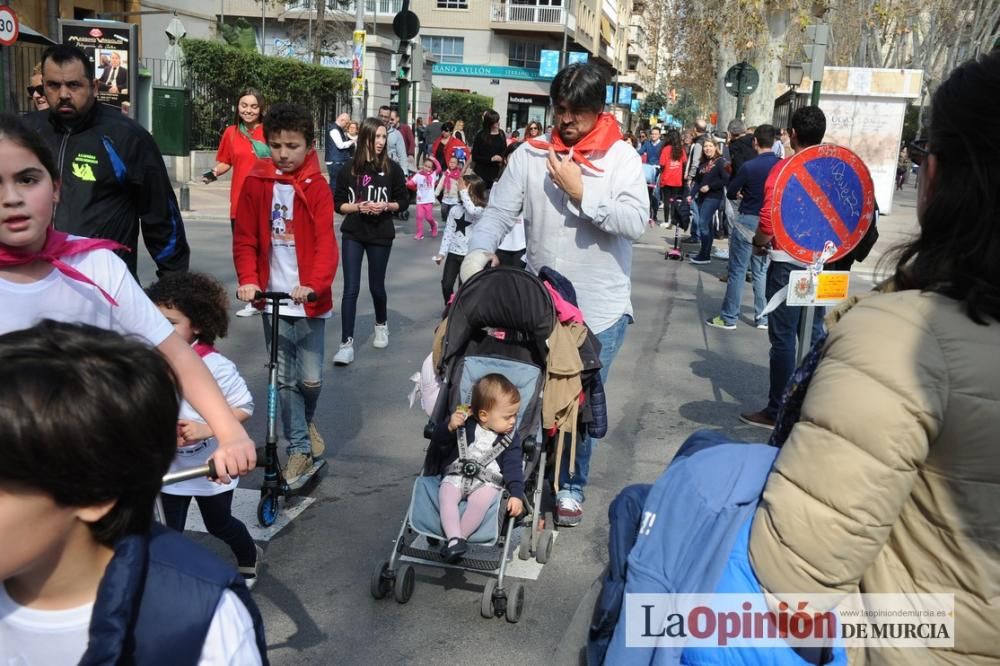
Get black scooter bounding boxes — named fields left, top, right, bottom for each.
left=254, top=290, right=327, bottom=527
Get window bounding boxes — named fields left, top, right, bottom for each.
left=421, top=36, right=464, bottom=64
left=437, top=0, right=468, bottom=8
left=508, top=42, right=544, bottom=69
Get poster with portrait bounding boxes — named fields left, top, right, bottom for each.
left=59, top=20, right=138, bottom=116
left=352, top=30, right=366, bottom=98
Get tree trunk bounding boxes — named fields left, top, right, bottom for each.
left=744, top=8, right=789, bottom=126
left=715, top=40, right=738, bottom=129
left=313, top=0, right=326, bottom=65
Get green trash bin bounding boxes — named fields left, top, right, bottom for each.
left=152, top=86, right=191, bottom=157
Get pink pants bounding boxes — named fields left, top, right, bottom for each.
left=438, top=482, right=500, bottom=540
left=414, top=203, right=437, bottom=238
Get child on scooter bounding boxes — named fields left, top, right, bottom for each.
left=0, top=111, right=255, bottom=483
left=147, top=271, right=263, bottom=588
left=233, top=103, right=339, bottom=485
left=431, top=373, right=526, bottom=562
left=407, top=156, right=441, bottom=240
left=0, top=321, right=266, bottom=664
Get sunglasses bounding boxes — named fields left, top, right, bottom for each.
left=27, top=85, right=44, bottom=97
left=908, top=139, right=929, bottom=166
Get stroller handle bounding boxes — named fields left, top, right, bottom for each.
left=253, top=290, right=318, bottom=302
left=162, top=460, right=217, bottom=486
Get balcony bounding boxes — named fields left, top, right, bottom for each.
left=284, top=0, right=402, bottom=15
left=491, top=2, right=572, bottom=33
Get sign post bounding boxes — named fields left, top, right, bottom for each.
left=768, top=144, right=875, bottom=362
left=725, top=61, right=759, bottom=120
left=0, top=6, right=19, bottom=114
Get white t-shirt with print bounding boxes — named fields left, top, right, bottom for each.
left=0, top=585, right=262, bottom=666
left=0, top=246, right=174, bottom=344
left=266, top=182, right=309, bottom=318
left=412, top=171, right=438, bottom=205
left=164, top=350, right=254, bottom=497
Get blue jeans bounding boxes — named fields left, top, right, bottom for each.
left=340, top=238, right=392, bottom=343
left=764, top=262, right=825, bottom=419
left=557, top=314, right=631, bottom=504
left=688, top=195, right=700, bottom=240
left=262, top=315, right=325, bottom=456
left=720, top=214, right=769, bottom=326
left=694, top=197, right=723, bottom=261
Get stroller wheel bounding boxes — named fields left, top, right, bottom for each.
left=481, top=579, right=498, bottom=619
left=393, top=564, right=415, bottom=604
left=370, top=559, right=392, bottom=600
left=257, top=491, right=279, bottom=527
left=518, top=532, right=532, bottom=560
left=505, top=582, right=526, bottom=623
left=535, top=529, right=554, bottom=565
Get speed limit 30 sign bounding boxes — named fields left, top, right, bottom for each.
left=0, top=7, right=19, bottom=46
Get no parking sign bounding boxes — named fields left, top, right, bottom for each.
left=771, top=144, right=875, bottom=264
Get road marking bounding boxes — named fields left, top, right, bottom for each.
left=182, top=488, right=315, bottom=541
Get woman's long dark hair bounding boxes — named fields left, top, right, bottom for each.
left=351, top=117, right=390, bottom=175
left=665, top=129, right=683, bottom=161
left=887, top=51, right=1000, bottom=324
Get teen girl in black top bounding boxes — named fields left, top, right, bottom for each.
left=333, top=117, right=409, bottom=365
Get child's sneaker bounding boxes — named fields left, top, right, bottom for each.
left=555, top=496, right=583, bottom=527
left=373, top=323, right=389, bottom=349
left=285, top=452, right=313, bottom=484
left=240, top=544, right=264, bottom=590
left=235, top=302, right=259, bottom=318
left=333, top=338, right=354, bottom=366
left=308, top=422, right=325, bottom=457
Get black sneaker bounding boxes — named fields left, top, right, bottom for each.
left=739, top=410, right=776, bottom=429
left=441, top=537, right=467, bottom=563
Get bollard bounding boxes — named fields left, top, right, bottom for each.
left=179, top=184, right=190, bottom=212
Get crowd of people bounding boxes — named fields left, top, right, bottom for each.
left=3, top=38, right=999, bottom=665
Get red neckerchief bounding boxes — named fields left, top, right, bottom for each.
left=527, top=113, right=623, bottom=172
left=0, top=229, right=127, bottom=305
left=193, top=341, right=217, bottom=358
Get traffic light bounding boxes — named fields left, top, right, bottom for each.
left=397, top=41, right=412, bottom=82
left=803, top=23, right=829, bottom=83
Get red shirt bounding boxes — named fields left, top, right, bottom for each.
left=216, top=124, right=268, bottom=219
left=758, top=158, right=788, bottom=237
left=658, top=148, right=687, bottom=187
left=233, top=152, right=339, bottom=317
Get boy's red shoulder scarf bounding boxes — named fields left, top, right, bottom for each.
left=0, top=229, right=126, bottom=305
left=527, top=113, right=623, bottom=172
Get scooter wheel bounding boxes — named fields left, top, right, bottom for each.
left=257, top=492, right=280, bottom=527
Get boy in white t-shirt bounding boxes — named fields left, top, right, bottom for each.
left=0, top=113, right=256, bottom=482
left=0, top=321, right=266, bottom=665
left=147, top=272, right=263, bottom=588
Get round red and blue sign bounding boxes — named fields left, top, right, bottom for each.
left=771, top=144, right=875, bottom=264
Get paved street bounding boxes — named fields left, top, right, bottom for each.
left=140, top=183, right=914, bottom=664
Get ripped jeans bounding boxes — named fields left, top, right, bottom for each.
left=262, top=314, right=325, bottom=456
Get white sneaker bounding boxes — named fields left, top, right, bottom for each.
left=333, top=338, right=354, bottom=366
left=235, top=303, right=260, bottom=318
left=373, top=323, right=389, bottom=349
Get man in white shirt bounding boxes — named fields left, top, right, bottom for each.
left=463, top=62, right=647, bottom=527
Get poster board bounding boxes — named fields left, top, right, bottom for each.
left=59, top=20, right=138, bottom=116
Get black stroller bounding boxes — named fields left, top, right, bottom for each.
left=370, top=267, right=559, bottom=622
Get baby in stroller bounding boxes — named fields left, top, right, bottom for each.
left=431, top=373, right=526, bottom=562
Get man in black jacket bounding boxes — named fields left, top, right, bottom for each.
left=26, top=44, right=189, bottom=276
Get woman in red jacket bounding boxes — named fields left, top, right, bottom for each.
left=658, top=129, right=687, bottom=228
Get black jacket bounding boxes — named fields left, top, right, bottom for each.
left=25, top=104, right=189, bottom=276
left=335, top=160, right=409, bottom=246
left=728, top=133, right=756, bottom=175
left=428, top=419, right=525, bottom=500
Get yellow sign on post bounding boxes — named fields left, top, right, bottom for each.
left=352, top=30, right=366, bottom=98
left=786, top=270, right=851, bottom=306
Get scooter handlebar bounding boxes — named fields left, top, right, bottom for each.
left=162, top=459, right=217, bottom=486
left=253, top=290, right=318, bottom=302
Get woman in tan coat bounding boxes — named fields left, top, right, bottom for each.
left=749, top=52, right=1000, bottom=664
